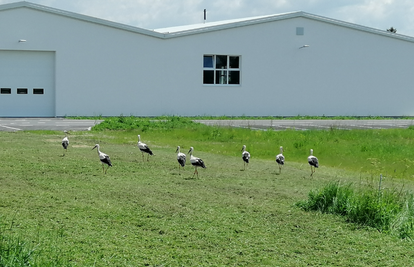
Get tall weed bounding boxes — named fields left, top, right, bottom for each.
left=297, top=181, right=414, bottom=239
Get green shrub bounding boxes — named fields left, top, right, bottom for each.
left=91, top=116, right=195, bottom=131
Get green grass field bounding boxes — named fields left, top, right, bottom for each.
left=1, top=117, right=414, bottom=266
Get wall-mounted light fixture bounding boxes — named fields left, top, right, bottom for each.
left=299, top=45, right=310, bottom=49
left=18, top=39, right=26, bottom=43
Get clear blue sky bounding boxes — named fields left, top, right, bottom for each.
left=2, top=0, right=412, bottom=36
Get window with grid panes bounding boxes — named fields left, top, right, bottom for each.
left=203, top=55, right=240, bottom=85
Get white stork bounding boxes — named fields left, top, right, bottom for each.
left=188, top=147, right=206, bottom=178
left=137, top=134, right=154, bottom=161
left=241, top=145, right=250, bottom=170
left=61, top=131, right=69, bottom=156
left=92, top=144, right=112, bottom=174
left=307, top=148, right=319, bottom=176
left=275, top=146, right=285, bottom=174
left=176, top=146, right=186, bottom=172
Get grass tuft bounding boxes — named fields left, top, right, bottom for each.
left=296, top=181, right=414, bottom=239
left=0, top=218, right=68, bottom=266
left=0, top=217, right=35, bottom=267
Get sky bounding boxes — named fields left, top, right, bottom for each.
left=2, top=0, right=414, bottom=36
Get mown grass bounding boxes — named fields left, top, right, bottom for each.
left=1, top=117, right=414, bottom=265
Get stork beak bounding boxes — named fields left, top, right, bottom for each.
left=92, top=145, right=97, bottom=150
left=176, top=148, right=179, bottom=153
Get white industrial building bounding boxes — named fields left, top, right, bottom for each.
left=1, top=1, right=414, bottom=117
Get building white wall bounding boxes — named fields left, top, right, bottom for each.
left=1, top=5, right=414, bottom=117
left=155, top=17, right=414, bottom=116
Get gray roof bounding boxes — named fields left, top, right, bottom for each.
left=0, top=1, right=163, bottom=38
left=2, top=1, right=414, bottom=42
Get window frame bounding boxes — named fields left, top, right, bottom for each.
left=1, top=88, right=11, bottom=94
left=17, top=88, right=28, bottom=95
left=203, top=55, right=241, bottom=86
left=33, top=88, right=44, bottom=95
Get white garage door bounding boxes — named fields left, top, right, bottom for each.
left=0, top=50, right=55, bottom=117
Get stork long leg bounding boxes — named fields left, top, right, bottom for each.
left=192, top=167, right=198, bottom=178
left=279, top=165, right=282, bottom=174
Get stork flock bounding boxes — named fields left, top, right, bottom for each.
left=238, top=145, right=318, bottom=176
left=61, top=132, right=319, bottom=177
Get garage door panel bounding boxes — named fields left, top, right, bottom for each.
left=0, top=51, right=55, bottom=117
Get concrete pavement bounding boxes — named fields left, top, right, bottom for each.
left=194, top=119, right=414, bottom=131
left=0, top=118, right=103, bottom=132
left=1, top=118, right=414, bottom=132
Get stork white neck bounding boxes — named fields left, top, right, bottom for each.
left=93, top=144, right=101, bottom=154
